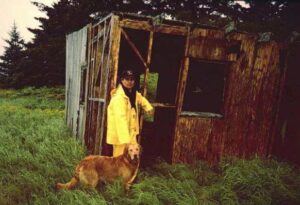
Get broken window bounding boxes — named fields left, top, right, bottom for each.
left=182, top=59, right=229, bottom=117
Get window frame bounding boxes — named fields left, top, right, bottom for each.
left=180, top=58, right=230, bottom=118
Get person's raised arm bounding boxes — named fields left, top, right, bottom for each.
left=137, top=93, right=153, bottom=113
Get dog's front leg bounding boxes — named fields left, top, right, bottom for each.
left=125, top=183, right=131, bottom=191
left=124, top=183, right=132, bottom=196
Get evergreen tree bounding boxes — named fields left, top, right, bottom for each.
left=210, top=0, right=300, bottom=40
left=23, top=0, right=95, bottom=86
left=0, top=23, right=25, bottom=87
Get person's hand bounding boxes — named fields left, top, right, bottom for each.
left=146, top=109, right=154, bottom=115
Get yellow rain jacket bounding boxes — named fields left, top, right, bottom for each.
left=106, top=85, right=153, bottom=145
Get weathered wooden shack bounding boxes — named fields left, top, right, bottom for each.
left=65, top=13, right=297, bottom=164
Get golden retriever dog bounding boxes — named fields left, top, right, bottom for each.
left=56, top=144, right=141, bottom=191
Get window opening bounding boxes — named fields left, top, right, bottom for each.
left=182, top=59, right=229, bottom=117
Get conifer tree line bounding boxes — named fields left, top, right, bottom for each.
left=0, top=0, right=299, bottom=88
left=0, top=23, right=25, bottom=87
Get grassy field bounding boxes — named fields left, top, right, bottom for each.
left=0, top=87, right=300, bottom=205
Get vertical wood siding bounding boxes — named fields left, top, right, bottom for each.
left=65, top=26, right=88, bottom=141
left=173, top=31, right=284, bottom=164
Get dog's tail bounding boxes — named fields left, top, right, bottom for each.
left=57, top=164, right=82, bottom=190
left=56, top=176, right=79, bottom=190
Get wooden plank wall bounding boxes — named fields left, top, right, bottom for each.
left=173, top=30, right=283, bottom=164
left=65, top=26, right=88, bottom=141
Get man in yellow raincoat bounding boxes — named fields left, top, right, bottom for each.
left=106, top=70, right=153, bottom=157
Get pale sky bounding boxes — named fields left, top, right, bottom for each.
left=0, top=0, right=58, bottom=55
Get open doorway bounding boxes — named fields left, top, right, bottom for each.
left=140, top=32, right=185, bottom=163
left=116, top=28, right=185, bottom=163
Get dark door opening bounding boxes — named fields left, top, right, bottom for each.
left=140, top=32, right=185, bottom=164
left=276, top=44, right=300, bottom=165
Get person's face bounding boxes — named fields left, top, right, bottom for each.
left=121, top=76, right=135, bottom=89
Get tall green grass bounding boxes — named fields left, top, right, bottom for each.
left=0, top=87, right=299, bottom=205
left=0, top=87, right=85, bottom=204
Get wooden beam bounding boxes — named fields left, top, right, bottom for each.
left=143, top=31, right=154, bottom=97
left=121, top=28, right=148, bottom=69
left=94, top=102, right=104, bottom=154
left=87, top=26, right=96, bottom=151
left=110, top=15, right=122, bottom=92
left=172, top=27, right=191, bottom=162
left=99, top=24, right=109, bottom=98
left=175, top=27, right=191, bottom=112
left=83, top=23, right=93, bottom=150
left=93, top=13, right=113, bottom=28
left=151, top=103, right=176, bottom=108
left=98, top=17, right=114, bottom=155
left=94, top=19, right=113, bottom=155
left=119, top=19, right=152, bottom=31
left=138, top=31, right=154, bottom=143
left=90, top=25, right=99, bottom=154
left=88, top=97, right=105, bottom=102
left=119, top=19, right=188, bottom=36
left=95, top=24, right=103, bottom=86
